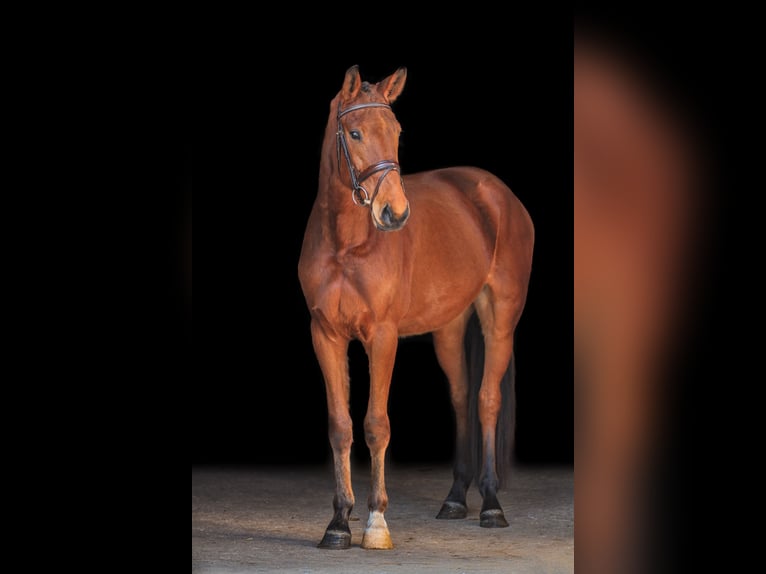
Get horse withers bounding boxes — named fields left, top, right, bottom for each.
left=298, top=65, right=534, bottom=549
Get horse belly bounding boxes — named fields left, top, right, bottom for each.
left=398, top=223, right=491, bottom=336
left=398, top=283, right=483, bottom=336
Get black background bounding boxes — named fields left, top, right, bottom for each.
left=188, top=28, right=573, bottom=467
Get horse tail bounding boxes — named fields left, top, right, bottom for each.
left=465, top=311, right=516, bottom=489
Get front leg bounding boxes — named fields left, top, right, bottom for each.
left=311, top=320, right=354, bottom=549
left=360, top=322, right=398, bottom=550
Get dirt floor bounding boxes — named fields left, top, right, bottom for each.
left=192, top=463, right=573, bottom=573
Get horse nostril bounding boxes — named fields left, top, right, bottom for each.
left=381, top=204, right=394, bottom=226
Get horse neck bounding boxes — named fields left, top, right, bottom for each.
left=316, top=101, right=375, bottom=251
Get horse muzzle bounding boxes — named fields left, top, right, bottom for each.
left=373, top=202, right=410, bottom=231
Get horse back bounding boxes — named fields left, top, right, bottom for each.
left=403, top=165, right=533, bottom=266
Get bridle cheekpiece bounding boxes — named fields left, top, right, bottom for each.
left=336, top=102, right=403, bottom=207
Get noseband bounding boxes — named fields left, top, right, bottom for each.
left=336, top=102, right=403, bottom=207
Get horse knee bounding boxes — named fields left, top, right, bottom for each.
left=329, top=416, right=354, bottom=450
left=364, top=416, right=390, bottom=450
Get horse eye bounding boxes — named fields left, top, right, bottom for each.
left=349, top=130, right=361, bottom=141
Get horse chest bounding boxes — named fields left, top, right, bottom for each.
left=309, top=256, right=399, bottom=340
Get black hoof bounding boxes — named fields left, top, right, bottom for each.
left=436, top=501, right=468, bottom=519
left=480, top=509, right=509, bottom=528
left=318, top=529, right=351, bottom=549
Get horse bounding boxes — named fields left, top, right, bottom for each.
left=298, top=65, right=534, bottom=550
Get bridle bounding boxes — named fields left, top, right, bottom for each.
left=336, top=102, right=403, bottom=208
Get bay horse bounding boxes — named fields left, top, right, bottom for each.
left=298, top=65, right=534, bottom=549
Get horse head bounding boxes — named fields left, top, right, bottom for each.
left=336, top=65, right=410, bottom=231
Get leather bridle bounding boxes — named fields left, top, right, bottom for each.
left=336, top=102, right=403, bottom=207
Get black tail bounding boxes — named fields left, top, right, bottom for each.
left=464, top=311, right=516, bottom=489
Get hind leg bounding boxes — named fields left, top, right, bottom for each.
left=433, top=309, right=473, bottom=519
left=474, top=288, right=520, bottom=528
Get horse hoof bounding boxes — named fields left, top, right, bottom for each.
left=480, top=509, right=509, bottom=528
left=361, top=510, right=394, bottom=549
left=436, top=501, right=467, bottom=519
left=361, top=529, right=393, bottom=550
left=318, top=529, right=351, bottom=549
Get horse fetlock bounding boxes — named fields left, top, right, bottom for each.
left=363, top=429, right=390, bottom=450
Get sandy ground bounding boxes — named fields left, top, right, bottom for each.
left=192, top=463, right=573, bottom=573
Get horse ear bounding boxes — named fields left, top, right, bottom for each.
left=380, top=67, right=407, bottom=103
left=342, top=65, right=362, bottom=99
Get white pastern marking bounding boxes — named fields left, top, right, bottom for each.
left=365, top=510, right=388, bottom=530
